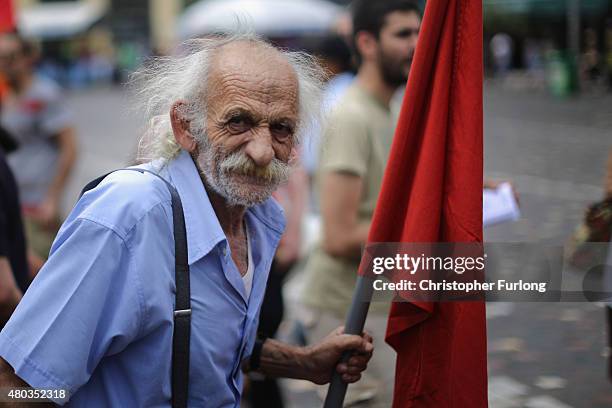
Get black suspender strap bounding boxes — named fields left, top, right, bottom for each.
left=81, top=168, right=191, bottom=408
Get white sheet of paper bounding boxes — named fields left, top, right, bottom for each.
left=483, top=182, right=521, bottom=227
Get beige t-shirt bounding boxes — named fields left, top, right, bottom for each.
left=302, top=83, right=395, bottom=317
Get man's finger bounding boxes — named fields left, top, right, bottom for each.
left=352, top=349, right=373, bottom=359
left=345, top=360, right=368, bottom=374
left=337, top=357, right=368, bottom=374
left=360, top=338, right=374, bottom=353
left=348, top=355, right=369, bottom=368
left=336, top=334, right=373, bottom=354
left=341, top=373, right=361, bottom=383
left=346, top=364, right=366, bottom=375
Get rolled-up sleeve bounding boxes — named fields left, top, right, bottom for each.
left=0, top=217, right=143, bottom=404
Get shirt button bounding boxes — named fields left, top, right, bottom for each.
left=222, top=247, right=227, bottom=257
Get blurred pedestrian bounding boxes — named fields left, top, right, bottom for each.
left=301, top=1, right=421, bottom=406
left=490, top=33, right=513, bottom=77
left=315, top=34, right=355, bottom=110
left=0, top=125, right=26, bottom=329
left=604, top=148, right=612, bottom=381
left=0, top=33, right=77, bottom=267
left=301, top=34, right=354, bottom=190
left=605, top=23, right=612, bottom=91
left=581, top=28, right=602, bottom=90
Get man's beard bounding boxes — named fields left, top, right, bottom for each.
left=194, top=135, right=291, bottom=207
left=378, top=49, right=412, bottom=88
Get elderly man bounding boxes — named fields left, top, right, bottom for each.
left=0, top=35, right=373, bottom=407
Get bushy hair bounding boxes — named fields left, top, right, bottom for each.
left=129, top=31, right=327, bottom=162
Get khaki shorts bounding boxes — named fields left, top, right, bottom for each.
left=24, top=215, right=60, bottom=260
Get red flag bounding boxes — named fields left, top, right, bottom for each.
left=0, top=0, right=15, bottom=33
left=365, top=0, right=487, bottom=406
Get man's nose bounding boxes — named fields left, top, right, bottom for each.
left=244, top=127, right=275, bottom=167
left=410, top=34, right=419, bottom=48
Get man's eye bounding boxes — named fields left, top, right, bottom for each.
left=227, top=116, right=253, bottom=133
left=397, top=28, right=419, bottom=38
left=270, top=123, right=293, bottom=140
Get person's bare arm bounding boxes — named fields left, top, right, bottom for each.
left=246, top=327, right=373, bottom=384
left=49, top=127, right=77, bottom=203
left=0, top=358, right=54, bottom=407
left=0, top=257, right=22, bottom=326
left=33, top=127, right=77, bottom=226
left=320, top=171, right=370, bottom=259
left=27, top=249, right=44, bottom=280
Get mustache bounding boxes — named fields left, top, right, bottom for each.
left=219, top=151, right=290, bottom=184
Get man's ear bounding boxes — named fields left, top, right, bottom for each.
left=170, top=100, right=198, bottom=153
left=355, top=31, right=377, bottom=62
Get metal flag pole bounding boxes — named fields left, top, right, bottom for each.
left=323, top=275, right=375, bottom=408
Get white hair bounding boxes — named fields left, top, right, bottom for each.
left=129, top=32, right=327, bottom=162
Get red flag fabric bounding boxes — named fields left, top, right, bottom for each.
left=365, top=0, right=487, bottom=406
left=0, top=0, right=15, bottom=33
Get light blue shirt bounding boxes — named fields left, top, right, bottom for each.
left=0, top=150, right=285, bottom=407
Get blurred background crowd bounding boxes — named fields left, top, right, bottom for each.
left=1, top=0, right=612, bottom=407
left=1, top=0, right=612, bottom=93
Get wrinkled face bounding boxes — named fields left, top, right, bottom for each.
left=194, top=43, right=299, bottom=207
left=376, top=10, right=421, bottom=87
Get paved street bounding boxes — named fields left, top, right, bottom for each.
left=60, top=83, right=612, bottom=407
left=482, top=84, right=612, bottom=408
left=59, top=87, right=139, bottom=212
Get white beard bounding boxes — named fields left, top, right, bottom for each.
left=195, top=137, right=290, bottom=207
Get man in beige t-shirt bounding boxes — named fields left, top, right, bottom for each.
left=301, top=1, right=422, bottom=406
left=303, top=84, right=394, bottom=317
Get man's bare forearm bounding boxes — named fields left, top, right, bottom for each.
left=0, top=258, right=22, bottom=326
left=345, top=222, right=370, bottom=258
left=323, top=221, right=370, bottom=259
left=47, top=128, right=77, bottom=203
left=0, top=289, right=21, bottom=327
left=0, top=358, right=54, bottom=407
left=320, top=171, right=370, bottom=259
left=245, top=328, right=374, bottom=386
left=255, top=339, right=310, bottom=380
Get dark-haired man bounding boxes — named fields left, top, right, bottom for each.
left=302, top=1, right=421, bottom=406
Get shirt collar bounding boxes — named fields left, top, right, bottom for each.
left=167, top=150, right=226, bottom=265
left=166, top=150, right=286, bottom=265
